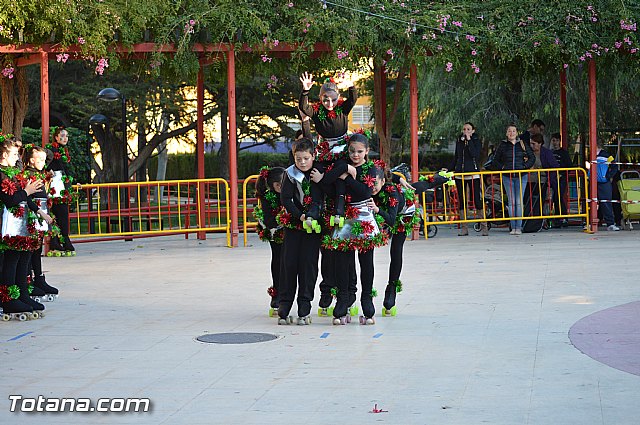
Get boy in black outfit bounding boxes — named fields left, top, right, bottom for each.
left=277, top=138, right=323, bottom=325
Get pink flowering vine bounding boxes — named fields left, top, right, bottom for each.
left=56, top=53, right=69, bottom=63
left=95, top=58, right=108, bottom=75
left=1, top=66, right=14, bottom=79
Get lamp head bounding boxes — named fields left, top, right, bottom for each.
left=89, top=113, right=109, bottom=125
left=97, top=88, right=122, bottom=102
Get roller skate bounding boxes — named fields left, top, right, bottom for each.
left=296, top=315, right=312, bottom=325
left=29, top=285, right=46, bottom=303
left=359, top=289, right=376, bottom=325
left=329, top=195, right=346, bottom=228
left=332, top=296, right=351, bottom=325
left=34, top=275, right=58, bottom=302
left=302, top=217, right=321, bottom=233
left=46, top=238, right=66, bottom=257
left=62, top=238, right=76, bottom=257
left=267, top=286, right=279, bottom=317
left=0, top=294, right=36, bottom=321
left=277, top=304, right=293, bottom=325
left=19, top=295, right=45, bottom=319
left=382, top=280, right=402, bottom=317
left=347, top=292, right=359, bottom=317
left=317, top=288, right=336, bottom=317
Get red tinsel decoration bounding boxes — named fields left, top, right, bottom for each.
left=303, top=195, right=312, bottom=206
left=312, top=103, right=320, bottom=112
left=13, top=206, right=25, bottom=218
left=389, top=197, right=398, bottom=207
left=1, top=179, right=17, bottom=195
left=53, top=152, right=62, bottom=160
left=327, top=110, right=337, bottom=119
left=267, top=286, right=278, bottom=298
left=345, top=205, right=359, bottom=219
left=361, top=221, right=374, bottom=235
left=406, top=198, right=414, bottom=207
left=362, top=175, right=375, bottom=188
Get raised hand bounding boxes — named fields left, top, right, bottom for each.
left=300, top=72, right=314, bottom=91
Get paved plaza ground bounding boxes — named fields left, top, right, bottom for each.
left=0, top=224, right=638, bottom=424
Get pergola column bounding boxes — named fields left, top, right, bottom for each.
left=227, top=47, right=239, bottom=247
left=588, top=59, right=598, bottom=232
left=40, top=51, right=49, bottom=146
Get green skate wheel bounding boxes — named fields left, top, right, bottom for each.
left=330, top=216, right=335, bottom=226
left=269, top=308, right=277, bottom=317
left=339, top=217, right=345, bottom=227
left=318, top=307, right=329, bottom=317
left=349, top=306, right=359, bottom=316
left=55, top=251, right=62, bottom=257
left=327, top=306, right=334, bottom=316
left=390, top=306, right=397, bottom=316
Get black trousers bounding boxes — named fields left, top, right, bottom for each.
left=278, top=228, right=320, bottom=318
left=3, top=249, right=31, bottom=294
left=269, top=241, right=282, bottom=292
left=455, top=177, right=482, bottom=214
left=357, top=249, right=374, bottom=301
left=388, top=232, right=406, bottom=284
left=30, top=245, right=44, bottom=277
left=52, top=203, right=69, bottom=235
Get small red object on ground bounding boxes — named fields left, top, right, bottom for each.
left=370, top=403, right=388, bottom=413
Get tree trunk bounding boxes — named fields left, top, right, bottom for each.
left=373, top=62, right=390, bottom=167
left=12, top=67, right=28, bottom=139
left=1, top=75, right=15, bottom=134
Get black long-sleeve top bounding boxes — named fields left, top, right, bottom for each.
left=373, top=184, right=403, bottom=227
left=321, top=161, right=373, bottom=202
left=256, top=193, right=280, bottom=230
left=46, top=143, right=70, bottom=173
left=299, top=86, right=357, bottom=139
left=280, top=165, right=323, bottom=224
left=0, top=168, right=39, bottom=213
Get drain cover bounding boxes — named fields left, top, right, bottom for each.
left=196, top=332, right=279, bottom=344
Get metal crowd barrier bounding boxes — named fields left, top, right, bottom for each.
left=419, top=168, right=589, bottom=237
left=69, top=179, right=231, bottom=246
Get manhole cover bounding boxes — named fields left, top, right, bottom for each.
left=196, top=332, right=279, bottom=344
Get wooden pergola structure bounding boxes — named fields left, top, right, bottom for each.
left=0, top=42, right=603, bottom=246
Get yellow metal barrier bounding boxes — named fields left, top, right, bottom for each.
left=69, top=179, right=231, bottom=246
left=242, top=175, right=260, bottom=247
left=419, top=168, right=589, bottom=238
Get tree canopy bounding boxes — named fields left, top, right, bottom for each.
left=0, top=1, right=638, bottom=79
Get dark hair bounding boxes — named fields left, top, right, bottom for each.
left=372, top=165, right=386, bottom=180
left=531, top=133, right=544, bottom=144
left=347, top=133, right=370, bottom=149
left=23, top=145, right=48, bottom=163
left=506, top=123, right=518, bottom=132
left=294, top=129, right=304, bottom=140
left=292, top=137, right=315, bottom=155
left=52, top=126, right=67, bottom=141
left=531, top=119, right=545, bottom=128
left=0, top=138, right=18, bottom=157
left=255, top=167, right=285, bottom=197
left=464, top=121, right=476, bottom=130
left=551, top=132, right=561, bottom=140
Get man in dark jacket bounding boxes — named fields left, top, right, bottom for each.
left=551, top=133, right=572, bottom=226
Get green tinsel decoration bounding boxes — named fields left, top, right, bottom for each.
left=330, top=287, right=338, bottom=296
left=371, top=288, right=378, bottom=298
left=350, top=222, right=363, bottom=236
left=7, top=285, right=20, bottom=299
left=394, top=280, right=403, bottom=293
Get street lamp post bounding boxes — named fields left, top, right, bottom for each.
left=88, top=113, right=109, bottom=234
left=97, top=88, right=128, bottom=182
left=97, top=88, right=131, bottom=237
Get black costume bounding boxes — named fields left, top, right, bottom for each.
left=46, top=141, right=74, bottom=253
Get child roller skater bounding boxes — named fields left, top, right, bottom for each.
left=46, top=127, right=75, bottom=256
left=23, top=145, right=59, bottom=301
left=370, top=168, right=428, bottom=316
left=0, top=138, right=53, bottom=320
left=299, top=73, right=358, bottom=312
left=317, top=134, right=388, bottom=325
left=254, top=166, right=285, bottom=317
left=276, top=138, right=323, bottom=325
